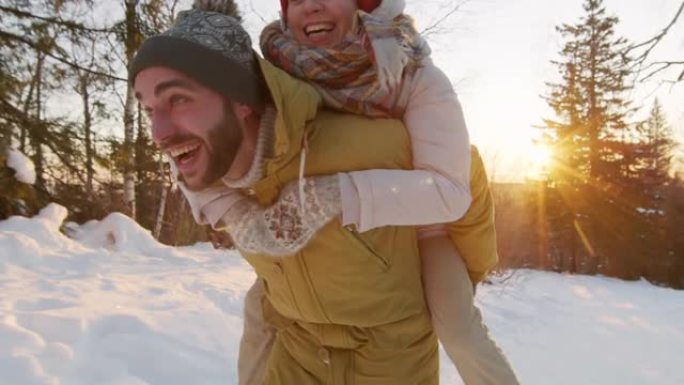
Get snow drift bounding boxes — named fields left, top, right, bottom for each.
left=1, top=205, right=682, bottom=385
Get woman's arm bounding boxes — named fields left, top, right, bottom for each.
left=339, top=61, right=472, bottom=232
left=180, top=175, right=342, bottom=256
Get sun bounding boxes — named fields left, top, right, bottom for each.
left=530, top=144, right=553, bottom=168
left=525, top=143, right=554, bottom=179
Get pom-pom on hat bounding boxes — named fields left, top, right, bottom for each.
left=279, top=0, right=382, bottom=21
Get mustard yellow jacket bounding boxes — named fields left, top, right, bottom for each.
left=243, top=57, right=432, bottom=325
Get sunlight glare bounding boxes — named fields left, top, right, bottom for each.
left=525, top=143, right=554, bottom=180
left=531, top=144, right=553, bottom=169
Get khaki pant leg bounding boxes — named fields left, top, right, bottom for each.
left=239, top=279, right=276, bottom=385
left=420, top=236, right=520, bottom=385
left=263, top=312, right=439, bottom=385
left=263, top=321, right=330, bottom=385
left=263, top=330, right=324, bottom=385
left=354, top=315, right=439, bottom=385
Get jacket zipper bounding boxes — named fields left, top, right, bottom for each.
left=345, top=226, right=390, bottom=269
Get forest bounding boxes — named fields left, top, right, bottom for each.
left=1, top=0, right=683, bottom=288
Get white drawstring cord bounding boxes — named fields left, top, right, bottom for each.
left=298, top=135, right=309, bottom=210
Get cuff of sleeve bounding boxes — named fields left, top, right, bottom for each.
left=202, top=193, right=238, bottom=228
left=338, top=173, right=361, bottom=228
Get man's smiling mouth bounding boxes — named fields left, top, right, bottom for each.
left=168, top=142, right=201, bottom=165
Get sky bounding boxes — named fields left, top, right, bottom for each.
left=1, top=200, right=683, bottom=384
left=240, top=0, right=684, bottom=181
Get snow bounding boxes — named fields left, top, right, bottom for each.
left=1, top=205, right=683, bottom=385
left=636, top=207, right=665, bottom=216
left=6, top=148, right=36, bottom=185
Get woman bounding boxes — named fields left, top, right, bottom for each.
left=237, top=0, right=520, bottom=384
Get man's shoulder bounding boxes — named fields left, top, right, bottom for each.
left=311, top=108, right=400, bottom=126
left=307, top=108, right=409, bottom=148
left=258, top=57, right=320, bottom=108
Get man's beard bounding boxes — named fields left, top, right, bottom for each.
left=179, top=106, right=244, bottom=190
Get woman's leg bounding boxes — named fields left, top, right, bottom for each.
left=420, top=235, right=520, bottom=385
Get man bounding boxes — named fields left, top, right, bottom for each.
left=130, top=2, right=499, bottom=384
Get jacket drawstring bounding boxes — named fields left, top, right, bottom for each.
left=298, top=135, right=309, bottom=210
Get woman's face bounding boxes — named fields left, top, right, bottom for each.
left=287, top=0, right=358, bottom=48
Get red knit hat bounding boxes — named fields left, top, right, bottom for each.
left=280, top=0, right=381, bottom=20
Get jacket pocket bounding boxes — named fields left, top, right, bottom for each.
left=343, top=226, right=390, bottom=270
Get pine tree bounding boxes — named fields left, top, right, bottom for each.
left=541, top=0, right=640, bottom=276
left=543, top=0, right=635, bottom=185
left=627, top=99, right=677, bottom=283
left=640, top=99, right=675, bottom=199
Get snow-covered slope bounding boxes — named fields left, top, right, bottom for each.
left=1, top=205, right=682, bottom=385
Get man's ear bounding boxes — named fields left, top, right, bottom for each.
left=233, top=102, right=257, bottom=121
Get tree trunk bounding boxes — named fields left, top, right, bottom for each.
left=20, top=58, right=40, bottom=153
left=135, top=103, right=148, bottom=221
left=153, top=185, right=169, bottom=240
left=153, top=159, right=169, bottom=240
left=80, top=73, right=94, bottom=195
left=536, top=183, right=548, bottom=270
left=30, top=53, right=45, bottom=191
left=123, top=0, right=140, bottom=219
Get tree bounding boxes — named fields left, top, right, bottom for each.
left=0, top=2, right=89, bottom=197
left=0, top=1, right=206, bottom=244
left=544, top=0, right=635, bottom=185
left=639, top=99, right=675, bottom=200
left=541, top=0, right=641, bottom=276
left=121, top=0, right=143, bottom=220
left=624, top=99, right=678, bottom=283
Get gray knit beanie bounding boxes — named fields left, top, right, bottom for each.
left=130, top=0, right=264, bottom=108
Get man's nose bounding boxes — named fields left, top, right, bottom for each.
left=150, top=111, right=176, bottom=146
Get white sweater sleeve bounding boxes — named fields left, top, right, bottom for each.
left=176, top=172, right=342, bottom=256
left=340, top=61, right=472, bottom=232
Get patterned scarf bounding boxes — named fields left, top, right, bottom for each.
left=260, top=11, right=431, bottom=118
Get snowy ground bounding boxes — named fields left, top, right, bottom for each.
left=1, top=204, right=682, bottom=385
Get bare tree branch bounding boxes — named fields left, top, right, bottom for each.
left=627, top=1, right=684, bottom=82
left=420, top=0, right=470, bottom=38
left=169, top=0, right=181, bottom=20
left=627, top=1, right=683, bottom=60
left=0, top=30, right=126, bottom=82
left=0, top=5, right=113, bottom=33
left=248, top=0, right=270, bottom=25
left=640, top=61, right=684, bottom=82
